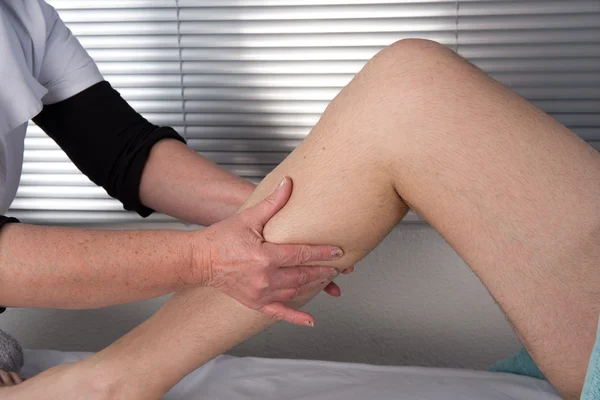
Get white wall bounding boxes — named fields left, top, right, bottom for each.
left=0, top=225, right=521, bottom=370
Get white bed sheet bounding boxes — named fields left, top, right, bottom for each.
left=22, top=349, right=560, bottom=400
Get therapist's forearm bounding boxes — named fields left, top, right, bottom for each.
left=139, top=139, right=256, bottom=225
left=0, top=223, right=194, bottom=309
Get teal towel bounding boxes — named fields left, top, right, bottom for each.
left=488, top=347, right=545, bottom=380
left=490, top=316, right=600, bottom=400
left=581, top=318, right=600, bottom=400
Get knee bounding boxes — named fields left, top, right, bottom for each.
left=382, top=38, right=452, bottom=60
left=359, top=38, right=477, bottom=99
left=371, top=38, right=464, bottom=76
left=344, top=38, right=489, bottom=134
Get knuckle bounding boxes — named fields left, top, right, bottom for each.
left=259, top=275, right=271, bottom=289
left=252, top=275, right=270, bottom=291
left=297, top=270, right=309, bottom=286
left=256, top=196, right=277, bottom=215
left=255, top=253, right=271, bottom=268
left=249, top=286, right=263, bottom=301
left=263, top=195, right=277, bottom=207
left=297, top=245, right=313, bottom=264
left=271, top=310, right=285, bottom=321
left=252, top=291, right=265, bottom=302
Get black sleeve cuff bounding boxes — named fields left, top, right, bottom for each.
left=0, top=216, right=20, bottom=226
left=33, top=81, right=187, bottom=218
left=120, top=127, right=185, bottom=217
left=0, top=216, right=19, bottom=315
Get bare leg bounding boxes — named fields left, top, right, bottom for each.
left=239, top=40, right=600, bottom=398
left=5, top=39, right=599, bottom=399
left=254, top=41, right=600, bottom=398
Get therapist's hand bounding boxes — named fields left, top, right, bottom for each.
left=193, top=177, right=345, bottom=327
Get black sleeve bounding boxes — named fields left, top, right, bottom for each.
left=0, top=216, right=20, bottom=315
left=32, top=81, right=186, bottom=217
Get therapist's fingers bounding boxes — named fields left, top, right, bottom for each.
left=260, top=302, right=315, bottom=327
left=323, top=281, right=342, bottom=297
left=0, top=370, right=14, bottom=385
left=8, top=372, right=22, bottom=384
left=323, top=266, right=354, bottom=296
left=267, top=242, right=344, bottom=267
left=270, top=265, right=338, bottom=290
left=269, top=276, right=334, bottom=303
left=0, top=370, right=8, bottom=385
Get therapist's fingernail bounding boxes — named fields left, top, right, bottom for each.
left=278, top=177, right=288, bottom=190
left=331, top=248, right=344, bottom=258
left=306, top=320, right=314, bottom=327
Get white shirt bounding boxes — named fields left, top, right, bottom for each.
left=0, top=0, right=102, bottom=215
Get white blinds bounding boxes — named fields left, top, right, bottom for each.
left=11, top=0, right=600, bottom=225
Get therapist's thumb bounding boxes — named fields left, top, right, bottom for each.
left=244, top=177, right=293, bottom=230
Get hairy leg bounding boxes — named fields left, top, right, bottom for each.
left=248, top=39, right=600, bottom=398
left=5, top=39, right=599, bottom=400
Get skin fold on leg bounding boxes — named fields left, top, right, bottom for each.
left=3, top=39, right=598, bottom=400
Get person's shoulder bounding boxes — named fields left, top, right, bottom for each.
left=34, top=0, right=60, bottom=24
left=0, top=0, right=57, bottom=39
left=1, top=0, right=53, bottom=19
left=0, top=1, right=53, bottom=134
left=31, top=0, right=61, bottom=36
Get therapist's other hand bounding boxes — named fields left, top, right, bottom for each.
left=194, top=177, right=344, bottom=327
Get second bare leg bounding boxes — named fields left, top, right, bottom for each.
left=249, top=39, right=600, bottom=398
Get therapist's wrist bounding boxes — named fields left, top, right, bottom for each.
left=209, top=180, right=256, bottom=224
left=179, top=230, right=213, bottom=287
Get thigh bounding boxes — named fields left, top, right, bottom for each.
left=241, top=118, right=409, bottom=268
left=241, top=39, right=600, bottom=398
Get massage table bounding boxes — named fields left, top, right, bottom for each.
left=22, top=349, right=560, bottom=399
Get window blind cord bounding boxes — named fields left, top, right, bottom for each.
left=175, top=0, right=187, bottom=143
left=455, top=0, right=460, bottom=54
left=175, top=0, right=192, bottom=228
